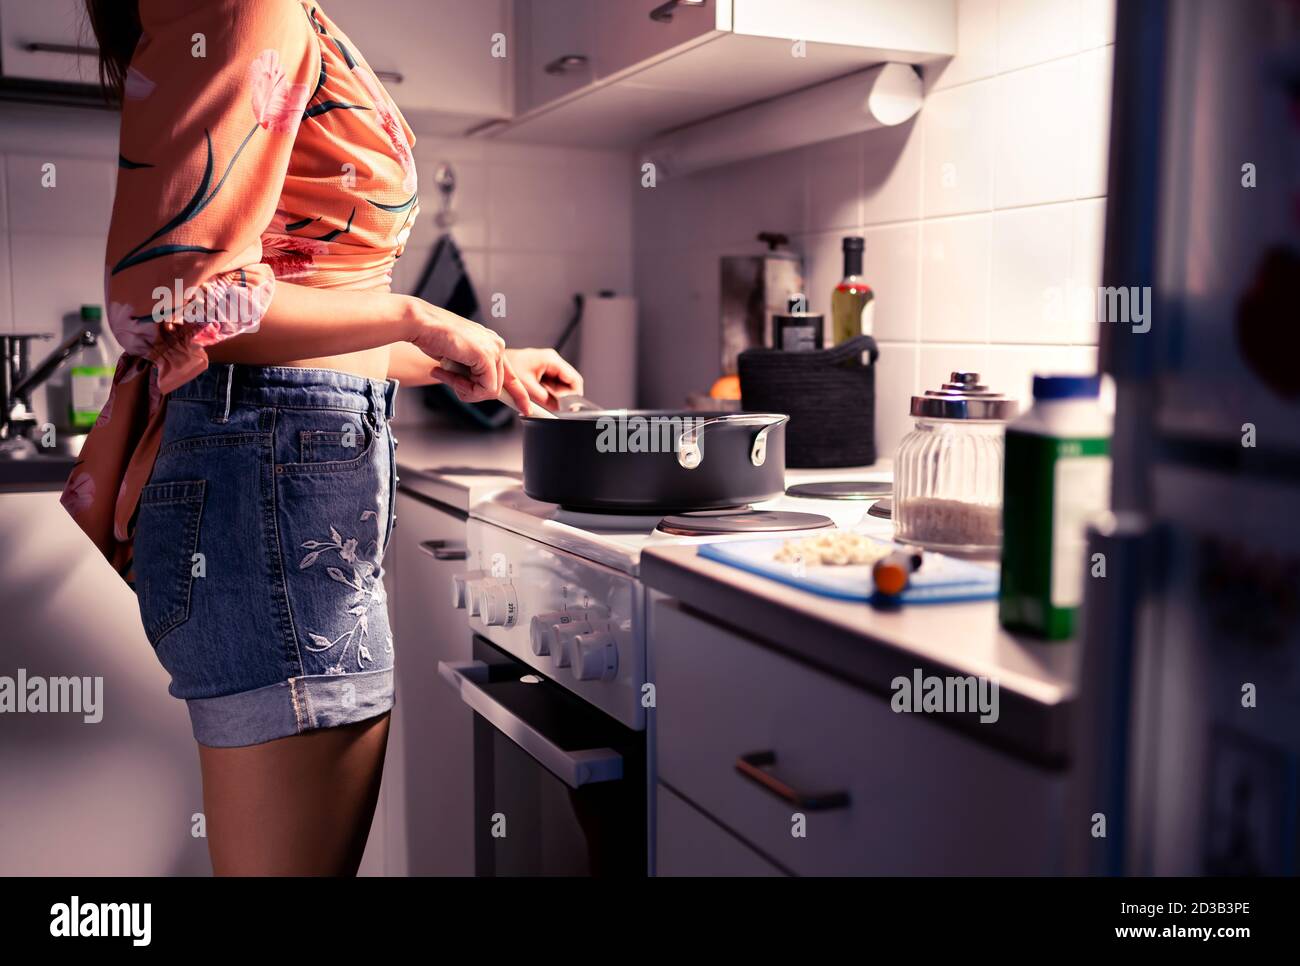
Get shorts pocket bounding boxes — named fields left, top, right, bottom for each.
left=281, top=413, right=376, bottom=474
left=135, top=480, right=206, bottom=646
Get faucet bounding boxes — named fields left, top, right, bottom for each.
left=1, top=330, right=101, bottom=443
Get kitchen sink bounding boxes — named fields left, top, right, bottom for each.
left=0, top=448, right=77, bottom=489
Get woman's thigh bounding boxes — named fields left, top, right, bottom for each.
left=197, top=711, right=391, bottom=876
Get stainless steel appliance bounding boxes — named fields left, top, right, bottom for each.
left=441, top=479, right=888, bottom=875
left=1076, top=0, right=1300, bottom=876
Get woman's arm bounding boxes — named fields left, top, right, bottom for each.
left=206, top=286, right=532, bottom=410
left=203, top=282, right=411, bottom=364
left=386, top=341, right=583, bottom=407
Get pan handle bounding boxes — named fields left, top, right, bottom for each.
left=676, top=413, right=788, bottom=470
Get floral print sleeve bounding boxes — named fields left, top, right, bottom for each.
left=63, top=0, right=418, bottom=581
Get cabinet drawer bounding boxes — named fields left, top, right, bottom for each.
left=592, top=0, right=721, bottom=81
left=652, top=601, right=1064, bottom=875
left=387, top=490, right=475, bottom=876
left=656, top=783, right=785, bottom=876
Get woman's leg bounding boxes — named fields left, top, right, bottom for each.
left=197, top=712, right=391, bottom=876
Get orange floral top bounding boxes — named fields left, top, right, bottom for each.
left=61, top=0, right=418, bottom=583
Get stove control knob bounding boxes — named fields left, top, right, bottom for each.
left=466, top=579, right=490, bottom=617
left=550, top=622, right=592, bottom=669
left=451, top=569, right=486, bottom=610
left=482, top=582, right=518, bottom=627
left=571, top=628, right=619, bottom=682
left=530, top=611, right=576, bottom=656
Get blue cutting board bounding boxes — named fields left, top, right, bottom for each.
left=698, top=536, right=999, bottom=603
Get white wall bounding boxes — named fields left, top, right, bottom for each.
left=634, top=0, right=1116, bottom=458
left=0, top=103, right=633, bottom=425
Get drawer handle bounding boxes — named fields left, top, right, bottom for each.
left=543, top=54, right=588, bottom=75
left=418, top=539, right=468, bottom=561
left=735, top=751, right=851, bottom=811
left=649, top=0, right=706, bottom=23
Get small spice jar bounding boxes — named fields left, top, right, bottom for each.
left=893, top=372, right=1018, bottom=554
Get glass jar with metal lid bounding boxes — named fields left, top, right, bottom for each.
left=893, top=372, right=1018, bottom=555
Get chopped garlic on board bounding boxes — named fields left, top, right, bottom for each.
left=773, top=531, right=891, bottom=567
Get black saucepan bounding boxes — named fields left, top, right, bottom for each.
left=521, top=409, right=789, bottom=512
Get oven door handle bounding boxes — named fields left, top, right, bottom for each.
left=437, top=660, right=624, bottom=788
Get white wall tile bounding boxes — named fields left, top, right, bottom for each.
left=922, top=81, right=994, bottom=218
left=983, top=343, right=1099, bottom=408
left=997, top=0, right=1079, bottom=73
left=920, top=214, right=990, bottom=343
left=806, top=132, right=861, bottom=233
left=919, top=343, right=992, bottom=397
left=874, top=342, right=918, bottom=459
left=1068, top=197, right=1106, bottom=341
left=1078, top=0, right=1117, bottom=50
left=931, top=0, right=999, bottom=91
left=861, top=118, right=922, bottom=227
left=994, top=57, right=1081, bottom=209
left=800, top=230, right=847, bottom=320
left=484, top=251, right=570, bottom=346
left=412, top=158, right=487, bottom=250
left=990, top=203, right=1074, bottom=344
left=568, top=158, right=634, bottom=254
left=1075, top=44, right=1114, bottom=200
left=5, top=155, right=114, bottom=237
left=487, top=162, right=576, bottom=252
left=566, top=250, right=633, bottom=304
left=862, top=222, right=920, bottom=342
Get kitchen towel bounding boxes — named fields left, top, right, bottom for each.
left=413, top=234, right=512, bottom=429
left=579, top=292, right=637, bottom=409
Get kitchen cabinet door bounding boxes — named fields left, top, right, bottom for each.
left=653, top=600, right=1065, bottom=875
left=513, top=0, right=596, bottom=115
left=591, top=0, right=723, bottom=81
left=656, top=783, right=786, bottom=876
left=385, top=489, right=475, bottom=875
left=0, top=491, right=208, bottom=874
left=325, top=0, right=512, bottom=132
left=0, top=0, right=98, bottom=85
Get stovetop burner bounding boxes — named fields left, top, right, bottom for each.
left=553, top=504, right=753, bottom=531
left=656, top=509, right=836, bottom=536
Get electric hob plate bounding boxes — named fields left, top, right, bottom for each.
left=656, top=510, right=836, bottom=536
left=786, top=481, right=892, bottom=500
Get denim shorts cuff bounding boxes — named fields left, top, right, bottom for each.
left=187, top=668, right=394, bottom=747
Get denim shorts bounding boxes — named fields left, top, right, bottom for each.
left=134, top=364, right=399, bottom=747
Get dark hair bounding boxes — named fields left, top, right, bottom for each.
left=83, top=0, right=142, bottom=98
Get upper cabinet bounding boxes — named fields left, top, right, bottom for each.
left=325, top=0, right=513, bottom=135
left=0, top=0, right=99, bottom=87
left=495, top=0, right=955, bottom=147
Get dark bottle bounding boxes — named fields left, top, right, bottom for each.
left=831, top=236, right=874, bottom=345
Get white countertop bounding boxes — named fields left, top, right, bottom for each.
left=392, top=414, right=524, bottom=512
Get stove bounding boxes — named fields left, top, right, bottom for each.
left=454, top=478, right=893, bottom=728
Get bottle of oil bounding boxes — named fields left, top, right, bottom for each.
left=830, top=236, right=874, bottom=344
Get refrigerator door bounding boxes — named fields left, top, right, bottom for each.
left=1087, top=0, right=1300, bottom=875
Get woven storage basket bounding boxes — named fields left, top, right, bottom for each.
left=738, top=335, right=879, bottom=468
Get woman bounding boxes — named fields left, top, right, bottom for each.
left=64, top=0, right=581, bottom=875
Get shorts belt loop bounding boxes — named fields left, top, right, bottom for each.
left=215, top=364, right=234, bottom=423
left=385, top=380, right=398, bottom=420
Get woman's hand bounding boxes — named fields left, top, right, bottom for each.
left=505, top=348, right=584, bottom=410
left=400, top=296, right=532, bottom=412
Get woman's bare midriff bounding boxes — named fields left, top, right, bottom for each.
left=205, top=345, right=394, bottom=382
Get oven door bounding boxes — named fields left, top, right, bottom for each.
left=438, top=637, right=646, bottom=876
